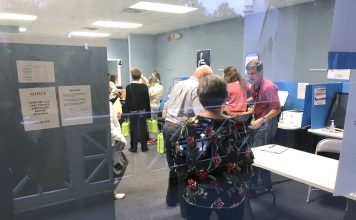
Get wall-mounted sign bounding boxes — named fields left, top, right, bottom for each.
left=297, top=82, right=309, bottom=99
left=327, top=69, right=350, bottom=80
left=17, top=60, right=55, bottom=83
left=167, top=32, right=182, bottom=41
left=19, top=87, right=60, bottom=131
left=196, top=49, right=211, bottom=67
left=58, top=85, right=93, bottom=126
left=118, top=59, right=123, bottom=68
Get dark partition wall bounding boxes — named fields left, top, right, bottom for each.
left=0, top=42, right=115, bottom=219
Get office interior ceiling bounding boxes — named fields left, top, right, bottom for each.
left=0, top=0, right=316, bottom=39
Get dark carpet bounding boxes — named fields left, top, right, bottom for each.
left=115, top=143, right=347, bottom=220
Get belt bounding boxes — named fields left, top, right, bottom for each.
left=165, top=121, right=181, bottom=128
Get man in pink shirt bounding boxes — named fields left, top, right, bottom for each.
left=246, top=59, right=281, bottom=191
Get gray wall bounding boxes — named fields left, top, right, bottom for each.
left=129, top=34, right=157, bottom=81
left=244, top=0, right=335, bottom=83
left=156, top=17, right=244, bottom=92
left=107, top=39, right=130, bottom=86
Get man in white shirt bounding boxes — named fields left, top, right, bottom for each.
left=163, top=65, right=213, bottom=210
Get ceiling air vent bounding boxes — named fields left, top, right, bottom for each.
left=83, top=27, right=98, bottom=31
left=122, top=8, right=144, bottom=14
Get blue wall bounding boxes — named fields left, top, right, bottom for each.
left=107, top=1, right=335, bottom=90
left=244, top=7, right=299, bottom=81
left=294, top=0, right=335, bottom=83
left=129, top=34, right=157, bottom=81
left=107, top=39, right=130, bottom=86
left=244, top=0, right=335, bottom=83
left=156, top=17, right=244, bottom=92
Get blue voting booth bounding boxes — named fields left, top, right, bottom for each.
left=274, top=81, right=348, bottom=129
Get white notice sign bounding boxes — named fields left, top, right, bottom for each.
left=17, top=60, right=55, bottom=83
left=297, top=83, right=308, bottom=99
left=327, top=69, right=350, bottom=80
left=59, top=85, right=93, bottom=126
left=19, top=87, right=60, bottom=131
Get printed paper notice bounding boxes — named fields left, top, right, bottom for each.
left=327, top=69, right=350, bottom=80
left=17, top=60, right=55, bottom=83
left=297, top=83, right=308, bottom=99
left=314, top=87, right=326, bottom=105
left=59, top=85, right=93, bottom=126
left=19, top=87, right=60, bottom=131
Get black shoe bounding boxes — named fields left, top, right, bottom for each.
left=249, top=189, right=257, bottom=198
left=142, top=148, right=148, bottom=152
left=166, top=199, right=178, bottom=207
left=128, top=149, right=137, bottom=153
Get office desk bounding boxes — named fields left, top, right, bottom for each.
left=276, top=122, right=315, bottom=152
left=252, top=145, right=356, bottom=201
left=278, top=122, right=302, bottom=130
left=308, top=128, right=343, bottom=139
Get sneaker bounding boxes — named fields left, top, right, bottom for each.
left=115, top=193, right=126, bottom=199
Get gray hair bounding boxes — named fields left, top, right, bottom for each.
left=246, top=59, right=263, bottom=73
left=197, top=75, right=227, bottom=110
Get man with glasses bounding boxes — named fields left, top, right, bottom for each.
left=246, top=59, right=281, bottom=192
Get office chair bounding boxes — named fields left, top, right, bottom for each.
left=306, top=138, right=348, bottom=210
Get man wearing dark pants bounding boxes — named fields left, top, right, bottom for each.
left=163, top=65, right=213, bottom=212
left=125, top=67, right=151, bottom=153
left=246, top=59, right=281, bottom=191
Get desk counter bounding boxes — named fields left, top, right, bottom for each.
left=308, top=128, right=343, bottom=139
left=252, top=145, right=355, bottom=200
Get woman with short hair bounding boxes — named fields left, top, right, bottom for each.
left=175, top=75, right=254, bottom=220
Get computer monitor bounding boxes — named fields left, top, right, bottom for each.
left=326, top=92, right=348, bottom=129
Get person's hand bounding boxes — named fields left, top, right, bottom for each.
left=250, top=118, right=264, bottom=129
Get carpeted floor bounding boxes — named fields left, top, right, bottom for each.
left=115, top=143, right=347, bottom=220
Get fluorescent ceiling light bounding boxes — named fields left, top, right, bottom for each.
left=0, top=13, right=37, bottom=21
left=92, top=21, right=142, bottom=29
left=129, top=1, right=197, bottom=14
left=19, top=27, right=27, bottom=32
left=69, top=31, right=111, bottom=38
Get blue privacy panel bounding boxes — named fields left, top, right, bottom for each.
left=302, top=84, right=313, bottom=127
left=310, top=83, right=343, bottom=129
left=274, top=81, right=305, bottom=110
left=342, top=82, right=349, bottom=93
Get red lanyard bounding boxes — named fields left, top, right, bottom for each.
left=254, top=80, right=264, bottom=102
